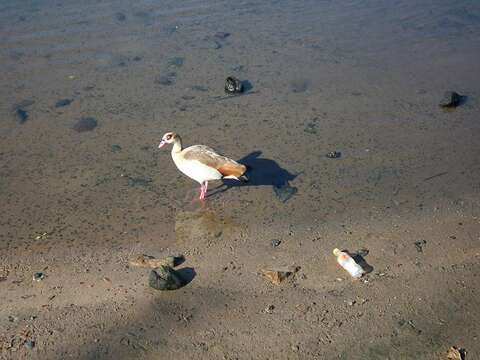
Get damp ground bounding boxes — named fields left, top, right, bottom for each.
left=1, top=0, right=480, bottom=359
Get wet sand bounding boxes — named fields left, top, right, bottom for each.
left=1, top=0, right=480, bottom=358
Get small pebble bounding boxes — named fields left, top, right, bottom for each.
left=55, top=99, right=73, bottom=108
left=264, top=305, right=275, bottom=314
left=271, top=239, right=281, bottom=247
left=33, top=272, right=45, bottom=281
left=326, top=151, right=341, bottom=159
left=224, top=76, right=243, bottom=94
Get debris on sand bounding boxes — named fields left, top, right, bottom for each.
left=333, top=248, right=365, bottom=278
left=129, top=254, right=177, bottom=268
left=225, top=76, right=243, bottom=94
left=414, top=240, right=427, bottom=253
left=447, top=346, right=466, bottom=360
left=439, top=91, right=464, bottom=108
left=261, top=269, right=292, bottom=285
left=55, top=98, right=73, bottom=108
left=271, top=239, right=281, bottom=247
left=149, top=265, right=183, bottom=290
left=33, top=272, right=45, bottom=282
left=326, top=151, right=341, bottom=159
left=73, top=117, right=97, bottom=132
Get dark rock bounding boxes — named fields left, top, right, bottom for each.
left=225, top=76, right=243, bottom=94
left=414, top=240, right=427, bottom=253
left=55, top=98, right=73, bottom=108
left=326, top=151, right=341, bottom=159
left=15, top=108, right=29, bottom=124
left=33, top=272, right=45, bottom=281
left=149, top=265, right=183, bottom=290
left=439, top=91, right=463, bottom=108
left=24, top=340, right=35, bottom=350
left=73, top=117, right=97, bottom=132
left=132, top=56, right=142, bottom=61
left=271, top=239, right=281, bottom=247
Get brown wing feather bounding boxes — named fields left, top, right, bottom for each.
left=182, top=145, right=246, bottom=177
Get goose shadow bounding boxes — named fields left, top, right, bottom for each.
left=209, top=151, right=299, bottom=202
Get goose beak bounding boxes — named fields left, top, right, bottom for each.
left=158, top=140, right=166, bottom=148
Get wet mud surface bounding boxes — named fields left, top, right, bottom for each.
left=1, top=0, right=480, bottom=359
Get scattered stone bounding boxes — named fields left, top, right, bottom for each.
left=225, top=76, right=243, bottom=94
left=447, top=346, right=466, bottom=360
left=149, top=265, right=183, bottom=290
left=111, top=144, right=122, bottom=152
left=129, top=254, right=177, bottom=268
left=261, top=269, right=292, bottom=285
left=55, top=98, right=73, bottom=108
left=271, top=239, right=281, bottom=247
left=346, top=300, right=356, bottom=306
left=326, top=151, right=341, bottom=159
left=24, top=340, right=35, bottom=350
left=414, top=240, right=427, bottom=253
left=264, top=305, right=275, bottom=314
left=33, top=272, right=45, bottom=281
left=8, top=315, right=18, bottom=322
left=273, top=183, right=297, bottom=203
left=73, top=117, right=97, bottom=132
left=440, top=91, right=463, bottom=108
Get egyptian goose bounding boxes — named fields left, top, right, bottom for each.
left=158, top=132, right=247, bottom=200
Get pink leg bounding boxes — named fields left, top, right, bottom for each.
left=199, top=182, right=205, bottom=200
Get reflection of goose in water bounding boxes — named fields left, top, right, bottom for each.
left=158, top=132, right=248, bottom=200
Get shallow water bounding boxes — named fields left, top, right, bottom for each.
left=1, top=0, right=480, bottom=358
